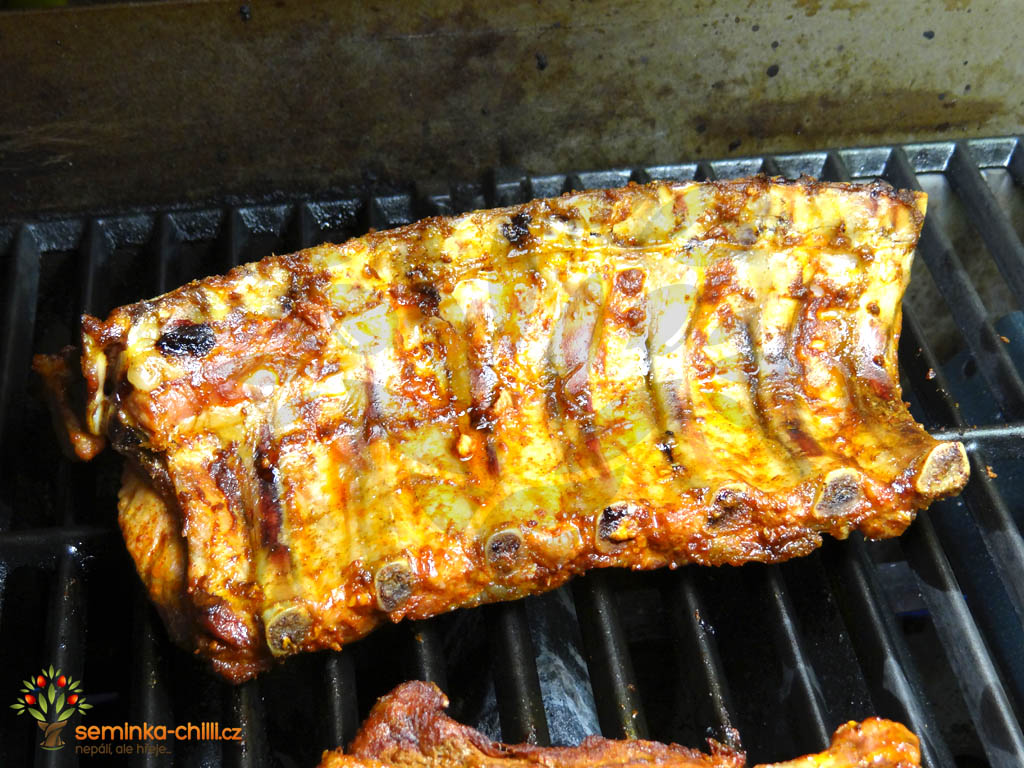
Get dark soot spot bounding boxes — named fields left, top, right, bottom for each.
left=500, top=213, right=532, bottom=245
left=598, top=504, right=632, bottom=541
left=156, top=322, right=216, bottom=357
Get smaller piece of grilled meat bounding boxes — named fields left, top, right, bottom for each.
left=318, top=681, right=921, bottom=768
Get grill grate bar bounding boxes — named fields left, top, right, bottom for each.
left=900, top=509, right=1024, bottom=768
left=79, top=220, right=113, bottom=319
left=945, top=141, right=1024, bottom=307
left=222, top=209, right=251, bottom=271
left=899, top=312, right=1024, bottom=714
left=821, top=540, right=956, bottom=768
left=151, top=214, right=179, bottom=297
left=0, top=526, right=118, bottom=568
left=37, top=552, right=85, bottom=768
left=571, top=573, right=650, bottom=740
left=663, top=572, right=737, bottom=745
left=407, top=620, right=448, bottom=689
left=323, top=652, right=359, bottom=750
left=226, top=682, right=271, bottom=768
left=37, top=441, right=84, bottom=768
left=486, top=601, right=551, bottom=745
left=762, top=567, right=830, bottom=751
left=0, top=226, right=40, bottom=466
left=131, top=596, right=175, bottom=768
left=930, top=422, right=1024, bottom=459
left=883, top=148, right=1024, bottom=421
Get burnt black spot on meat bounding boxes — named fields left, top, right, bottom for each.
left=598, top=502, right=639, bottom=543
left=500, top=213, right=532, bottom=245
left=656, top=430, right=676, bottom=464
left=156, top=322, right=216, bottom=357
left=598, top=505, right=628, bottom=539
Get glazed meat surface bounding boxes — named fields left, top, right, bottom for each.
left=318, top=681, right=922, bottom=768
left=37, top=178, right=969, bottom=681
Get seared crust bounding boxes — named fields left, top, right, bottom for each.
left=35, top=178, right=968, bottom=681
left=317, top=681, right=921, bottom=767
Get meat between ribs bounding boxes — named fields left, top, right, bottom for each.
left=35, top=178, right=970, bottom=681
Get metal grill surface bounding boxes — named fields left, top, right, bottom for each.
left=1, top=138, right=1023, bottom=768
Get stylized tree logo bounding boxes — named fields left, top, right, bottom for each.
left=10, top=665, right=91, bottom=750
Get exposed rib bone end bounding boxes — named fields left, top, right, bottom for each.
left=264, top=603, right=312, bottom=657
left=915, top=442, right=970, bottom=498
left=814, top=469, right=863, bottom=519
left=486, top=530, right=523, bottom=573
left=375, top=561, right=414, bottom=613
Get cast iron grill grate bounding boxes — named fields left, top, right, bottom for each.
left=2, top=137, right=1023, bottom=768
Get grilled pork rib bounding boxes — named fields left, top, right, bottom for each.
left=318, top=681, right=921, bottom=768
left=37, top=178, right=969, bottom=681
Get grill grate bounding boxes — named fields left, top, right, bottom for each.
left=2, top=137, right=1023, bottom=768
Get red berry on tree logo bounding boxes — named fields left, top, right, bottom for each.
left=11, top=665, right=91, bottom=751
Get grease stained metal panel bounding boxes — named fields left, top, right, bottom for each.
left=0, top=137, right=1022, bottom=768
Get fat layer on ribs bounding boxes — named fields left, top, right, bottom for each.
left=318, top=680, right=921, bottom=767
left=36, top=178, right=969, bottom=681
